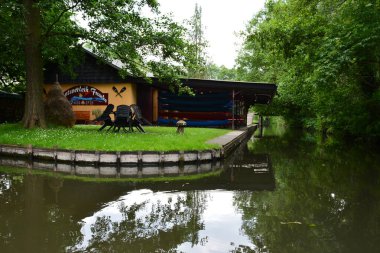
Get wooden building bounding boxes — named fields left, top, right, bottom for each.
left=0, top=91, right=24, bottom=123
left=44, top=49, right=276, bottom=128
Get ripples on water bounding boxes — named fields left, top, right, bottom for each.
left=1, top=122, right=380, bottom=253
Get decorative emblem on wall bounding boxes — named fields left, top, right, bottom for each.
left=64, top=85, right=108, bottom=105
left=112, top=86, right=126, bottom=97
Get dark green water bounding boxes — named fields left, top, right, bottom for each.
left=1, top=126, right=380, bottom=253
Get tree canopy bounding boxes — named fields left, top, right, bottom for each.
left=236, top=0, right=380, bottom=137
left=1, top=0, right=195, bottom=128
left=206, top=64, right=237, bottom=81
left=185, top=3, right=209, bottom=78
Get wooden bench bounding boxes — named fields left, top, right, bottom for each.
left=74, top=111, right=91, bottom=124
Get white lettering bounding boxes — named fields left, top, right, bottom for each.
left=64, top=85, right=107, bottom=103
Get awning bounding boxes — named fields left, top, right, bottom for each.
left=152, top=78, right=277, bottom=105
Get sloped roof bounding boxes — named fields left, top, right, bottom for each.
left=44, top=49, right=276, bottom=105
left=0, top=90, right=23, bottom=99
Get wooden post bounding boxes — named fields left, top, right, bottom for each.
left=176, top=120, right=186, bottom=134
left=232, top=89, right=235, bottom=130
left=258, top=115, right=263, bottom=137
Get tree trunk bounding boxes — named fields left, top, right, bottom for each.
left=23, top=174, right=45, bottom=252
left=22, top=0, right=46, bottom=128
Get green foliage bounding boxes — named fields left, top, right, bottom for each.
left=0, top=0, right=196, bottom=93
left=236, top=0, right=380, bottom=137
left=206, top=64, right=237, bottom=80
left=0, top=124, right=229, bottom=151
left=0, top=1, right=84, bottom=92
left=185, top=3, right=209, bottom=78
left=0, top=1, right=26, bottom=92
left=80, top=0, right=192, bottom=86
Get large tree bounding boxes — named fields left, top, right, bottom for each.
left=236, top=0, right=380, bottom=137
left=1, top=0, right=193, bottom=128
left=185, top=3, right=209, bottom=78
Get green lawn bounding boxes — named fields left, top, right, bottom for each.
left=0, top=124, right=230, bottom=151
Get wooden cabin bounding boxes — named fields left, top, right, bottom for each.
left=44, top=49, right=276, bottom=128
left=0, top=91, right=24, bottom=123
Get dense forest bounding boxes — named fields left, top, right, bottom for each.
left=236, top=0, right=380, bottom=138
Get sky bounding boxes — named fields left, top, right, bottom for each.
left=158, top=0, right=266, bottom=68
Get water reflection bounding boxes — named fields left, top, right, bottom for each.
left=0, top=174, right=260, bottom=253
left=233, top=130, right=380, bottom=253
left=0, top=142, right=273, bottom=253
left=70, top=189, right=209, bottom=253
left=68, top=189, right=256, bottom=253
left=1, top=126, right=380, bottom=252
left=0, top=142, right=275, bottom=191
left=0, top=156, right=222, bottom=178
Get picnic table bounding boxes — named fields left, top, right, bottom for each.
left=95, top=104, right=146, bottom=133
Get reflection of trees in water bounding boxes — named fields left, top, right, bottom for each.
left=70, top=191, right=209, bottom=253
left=0, top=174, right=16, bottom=206
left=234, top=132, right=380, bottom=253
left=0, top=170, right=212, bottom=253
left=0, top=174, right=83, bottom=253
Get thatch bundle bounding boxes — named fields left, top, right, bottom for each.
left=44, top=82, right=75, bottom=127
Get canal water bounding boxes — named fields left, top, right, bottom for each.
left=1, top=124, right=380, bottom=253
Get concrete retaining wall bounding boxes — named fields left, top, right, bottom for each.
left=0, top=146, right=221, bottom=165
left=222, top=125, right=257, bottom=156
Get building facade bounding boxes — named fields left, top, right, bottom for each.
left=44, top=50, right=276, bottom=128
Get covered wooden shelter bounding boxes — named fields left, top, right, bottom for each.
left=44, top=49, right=276, bottom=128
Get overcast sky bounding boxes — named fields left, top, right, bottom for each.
left=158, top=0, right=266, bottom=68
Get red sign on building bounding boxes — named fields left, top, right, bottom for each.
left=64, top=85, right=108, bottom=105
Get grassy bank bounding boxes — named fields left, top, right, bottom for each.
left=0, top=124, right=230, bottom=151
